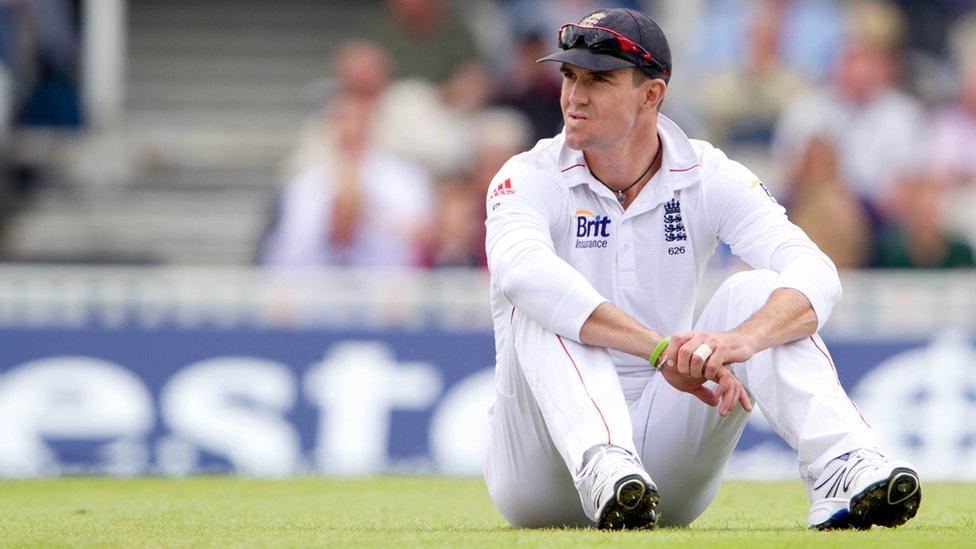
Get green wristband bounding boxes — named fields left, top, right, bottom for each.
left=648, top=336, right=670, bottom=370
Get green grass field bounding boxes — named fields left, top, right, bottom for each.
left=0, top=477, right=972, bottom=547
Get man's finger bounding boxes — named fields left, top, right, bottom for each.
left=690, top=385, right=719, bottom=407
left=703, top=351, right=725, bottom=381
left=659, top=336, right=683, bottom=369
left=665, top=333, right=691, bottom=366
left=719, top=376, right=736, bottom=416
left=739, top=387, right=753, bottom=412
left=675, top=338, right=696, bottom=376
left=690, top=351, right=706, bottom=379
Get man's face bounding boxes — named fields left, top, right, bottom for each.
left=559, top=64, right=649, bottom=151
left=835, top=43, right=895, bottom=102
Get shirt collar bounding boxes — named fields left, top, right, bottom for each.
left=557, top=114, right=701, bottom=213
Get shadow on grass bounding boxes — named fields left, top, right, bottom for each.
left=322, top=524, right=811, bottom=535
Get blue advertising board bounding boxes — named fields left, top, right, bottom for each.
left=0, top=327, right=972, bottom=480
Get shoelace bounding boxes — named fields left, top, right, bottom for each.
left=816, top=449, right=885, bottom=498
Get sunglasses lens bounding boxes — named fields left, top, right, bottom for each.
left=557, top=25, right=667, bottom=77
left=560, top=26, right=611, bottom=50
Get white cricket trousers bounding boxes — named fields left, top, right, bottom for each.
left=484, top=270, right=879, bottom=528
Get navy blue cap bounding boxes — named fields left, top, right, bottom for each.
left=538, top=8, right=672, bottom=81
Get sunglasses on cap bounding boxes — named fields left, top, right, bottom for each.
left=557, top=24, right=669, bottom=78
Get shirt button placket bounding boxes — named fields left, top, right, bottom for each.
left=618, top=220, right=637, bottom=283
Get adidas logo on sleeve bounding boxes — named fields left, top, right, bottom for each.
left=491, top=178, right=516, bottom=198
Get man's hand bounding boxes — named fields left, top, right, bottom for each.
left=665, top=331, right=757, bottom=382
left=659, top=358, right=752, bottom=417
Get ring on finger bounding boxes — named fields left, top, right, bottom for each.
left=692, top=343, right=713, bottom=362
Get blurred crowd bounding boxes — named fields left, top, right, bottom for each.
left=0, top=0, right=81, bottom=236
left=260, top=0, right=976, bottom=271
left=1, top=0, right=972, bottom=271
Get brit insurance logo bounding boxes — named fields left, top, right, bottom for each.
left=575, top=209, right=611, bottom=249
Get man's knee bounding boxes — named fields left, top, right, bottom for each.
left=651, top=470, right=725, bottom=528
left=488, top=476, right=589, bottom=528
left=721, top=269, right=783, bottom=294
left=713, top=269, right=786, bottom=310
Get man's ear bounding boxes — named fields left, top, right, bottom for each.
left=643, top=79, right=667, bottom=113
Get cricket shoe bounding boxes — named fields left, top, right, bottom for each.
left=574, top=445, right=659, bottom=530
left=808, top=448, right=921, bottom=530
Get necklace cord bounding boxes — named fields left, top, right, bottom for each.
left=589, top=139, right=663, bottom=200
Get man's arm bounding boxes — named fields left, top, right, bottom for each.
left=578, top=302, right=663, bottom=359
left=580, top=302, right=753, bottom=416
left=486, top=166, right=608, bottom=340
left=262, top=169, right=329, bottom=267
left=329, top=159, right=363, bottom=248
left=665, top=288, right=816, bottom=381
left=733, top=287, right=818, bottom=352
left=666, top=148, right=841, bottom=380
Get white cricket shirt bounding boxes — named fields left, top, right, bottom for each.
left=485, top=115, right=841, bottom=373
left=263, top=152, right=433, bottom=267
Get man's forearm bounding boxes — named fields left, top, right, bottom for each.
left=579, top=302, right=665, bottom=361
left=732, top=288, right=818, bottom=353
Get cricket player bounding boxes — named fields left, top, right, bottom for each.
left=483, top=8, right=921, bottom=531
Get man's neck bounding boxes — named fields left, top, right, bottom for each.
left=583, top=120, right=662, bottom=206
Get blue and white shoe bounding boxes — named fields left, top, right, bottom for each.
left=807, top=448, right=921, bottom=530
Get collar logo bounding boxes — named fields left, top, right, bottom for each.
left=663, top=199, right=686, bottom=242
